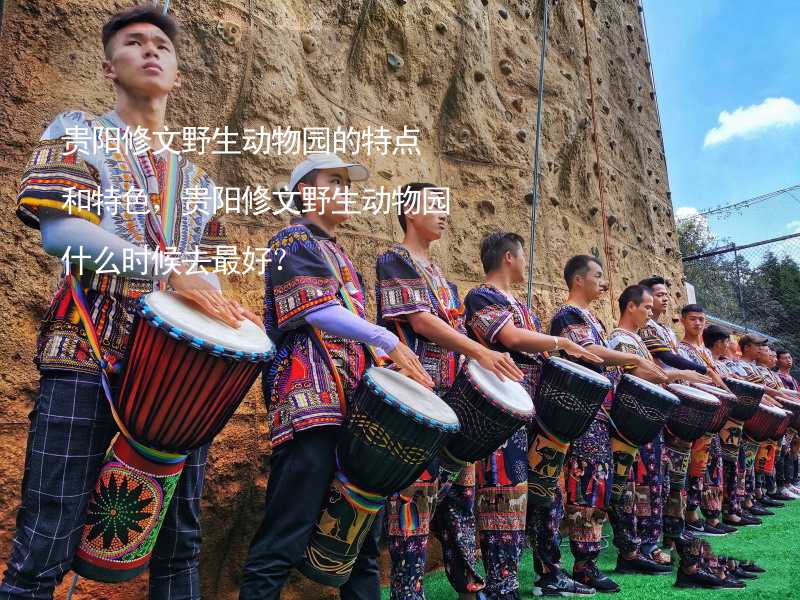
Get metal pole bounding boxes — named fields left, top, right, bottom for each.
left=526, top=0, right=551, bottom=308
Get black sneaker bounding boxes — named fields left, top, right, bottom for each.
left=533, top=569, right=596, bottom=597
left=616, top=553, right=672, bottom=575
left=698, top=522, right=728, bottom=536
left=574, top=564, right=620, bottom=594
left=737, top=560, right=766, bottom=574
left=723, top=514, right=761, bottom=527
left=739, top=512, right=763, bottom=525
left=748, top=504, right=774, bottom=516
left=768, top=491, right=795, bottom=501
left=674, top=567, right=726, bottom=589
left=712, top=521, right=738, bottom=534
left=733, top=567, right=757, bottom=580
left=758, top=496, right=785, bottom=507
left=685, top=518, right=705, bottom=533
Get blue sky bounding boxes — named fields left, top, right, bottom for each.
left=642, top=0, right=800, bottom=247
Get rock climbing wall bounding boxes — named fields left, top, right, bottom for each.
left=0, top=0, right=684, bottom=598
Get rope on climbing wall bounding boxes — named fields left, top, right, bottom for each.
left=525, top=0, right=554, bottom=309
left=578, top=0, right=616, bottom=317
left=65, top=573, right=79, bottom=600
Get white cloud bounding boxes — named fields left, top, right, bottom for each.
left=676, top=206, right=700, bottom=220
left=703, top=97, right=800, bottom=147
left=787, top=220, right=800, bottom=234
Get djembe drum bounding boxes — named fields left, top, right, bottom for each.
left=439, top=359, right=534, bottom=478
left=780, top=398, right=800, bottom=458
left=719, top=378, right=764, bottom=463
left=526, top=357, right=612, bottom=506
left=300, top=367, right=459, bottom=586
left=73, top=292, right=274, bottom=582
left=663, top=385, right=720, bottom=525
left=607, top=374, right=679, bottom=503
left=687, top=383, right=735, bottom=480
left=745, top=404, right=789, bottom=479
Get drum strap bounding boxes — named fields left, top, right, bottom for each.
left=600, top=406, right=638, bottom=448
left=316, top=241, right=385, bottom=368
left=66, top=265, right=187, bottom=464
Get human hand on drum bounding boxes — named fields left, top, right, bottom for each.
left=632, top=356, right=668, bottom=384
left=475, top=348, right=524, bottom=382
left=168, top=268, right=262, bottom=329
left=558, top=338, right=604, bottom=364
left=387, top=342, right=435, bottom=388
left=668, top=369, right=712, bottom=385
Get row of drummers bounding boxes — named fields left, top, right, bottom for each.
left=297, top=273, right=800, bottom=595
left=295, top=290, right=800, bottom=594
left=64, top=243, right=800, bottom=597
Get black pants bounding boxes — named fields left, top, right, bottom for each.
left=239, top=427, right=381, bottom=600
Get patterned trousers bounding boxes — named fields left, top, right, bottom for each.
left=0, top=370, right=208, bottom=600
left=562, top=420, right=611, bottom=564
left=608, top=433, right=665, bottom=555
left=476, top=428, right=528, bottom=600
left=386, top=463, right=483, bottom=599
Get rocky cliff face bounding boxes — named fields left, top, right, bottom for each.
left=0, top=1, right=684, bottom=597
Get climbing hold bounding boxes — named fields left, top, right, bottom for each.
left=511, top=97, right=524, bottom=112
left=562, top=216, right=570, bottom=231
left=607, top=215, right=617, bottom=227
left=474, top=70, right=486, bottom=83
left=499, top=7, right=509, bottom=19
left=435, top=22, right=448, bottom=34
left=505, top=111, right=513, bottom=122
left=500, top=59, right=513, bottom=76
left=301, top=33, right=317, bottom=54
left=216, top=21, right=243, bottom=46
left=589, top=206, right=599, bottom=216
left=397, top=0, right=408, bottom=5
left=626, top=23, right=634, bottom=33
left=516, top=129, right=528, bottom=142
left=481, top=0, right=489, bottom=5
left=459, top=128, right=470, bottom=143
left=387, top=53, right=404, bottom=72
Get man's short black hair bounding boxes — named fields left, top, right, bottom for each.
left=618, top=284, right=650, bottom=315
left=397, top=182, right=436, bottom=232
left=776, top=348, right=791, bottom=358
left=479, top=232, right=525, bottom=274
left=102, top=6, right=179, bottom=58
left=564, top=255, right=601, bottom=289
left=639, top=275, right=667, bottom=290
left=681, top=303, right=705, bottom=317
left=702, top=324, right=730, bottom=349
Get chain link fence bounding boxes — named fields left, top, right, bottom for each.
left=682, top=232, right=800, bottom=375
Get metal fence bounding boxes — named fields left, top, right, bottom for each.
left=683, top=232, right=800, bottom=372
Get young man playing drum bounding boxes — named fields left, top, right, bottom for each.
left=548, top=256, right=663, bottom=593
left=376, top=185, right=523, bottom=600
left=239, top=153, right=431, bottom=600
left=3, top=7, right=263, bottom=598
left=775, top=349, right=798, bottom=391
left=463, top=233, right=600, bottom=598
left=675, top=305, right=737, bottom=536
left=607, top=286, right=715, bottom=584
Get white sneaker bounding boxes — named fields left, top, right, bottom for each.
left=780, top=486, right=799, bottom=499
left=790, top=483, right=800, bottom=495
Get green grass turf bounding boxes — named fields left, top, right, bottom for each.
left=381, top=498, right=800, bottom=599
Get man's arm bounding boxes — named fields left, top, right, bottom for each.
left=406, top=311, right=522, bottom=381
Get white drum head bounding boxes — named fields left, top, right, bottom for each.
left=760, top=404, right=788, bottom=419
left=465, top=360, right=533, bottom=416
left=366, top=367, right=459, bottom=426
left=144, top=291, right=273, bottom=355
left=548, top=355, right=610, bottom=386
left=667, top=384, right=719, bottom=405
left=624, top=373, right=679, bottom=402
